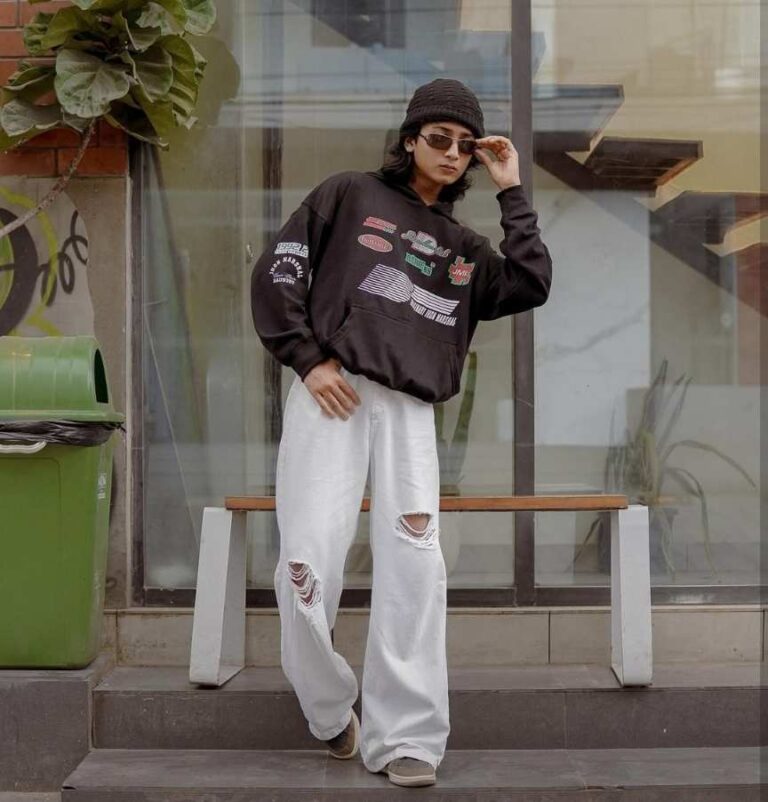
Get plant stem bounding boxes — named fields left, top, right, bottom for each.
left=0, top=119, right=97, bottom=241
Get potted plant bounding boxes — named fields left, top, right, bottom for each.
left=0, top=0, right=216, bottom=241
left=571, top=358, right=756, bottom=576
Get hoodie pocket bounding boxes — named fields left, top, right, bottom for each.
left=326, top=304, right=459, bottom=403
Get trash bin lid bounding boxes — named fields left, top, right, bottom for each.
left=0, top=336, right=125, bottom=423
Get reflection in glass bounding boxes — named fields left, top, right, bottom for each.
left=532, top=0, right=762, bottom=587
left=143, top=0, right=523, bottom=593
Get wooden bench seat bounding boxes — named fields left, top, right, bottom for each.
left=190, top=494, right=651, bottom=690
left=225, top=494, right=630, bottom=512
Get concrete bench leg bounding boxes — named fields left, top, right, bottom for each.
left=610, top=504, right=653, bottom=686
left=189, top=507, right=247, bottom=686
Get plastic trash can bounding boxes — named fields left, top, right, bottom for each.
left=0, top=336, right=124, bottom=667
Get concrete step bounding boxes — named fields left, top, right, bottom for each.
left=61, top=746, right=763, bottom=800
left=92, top=662, right=763, bottom=751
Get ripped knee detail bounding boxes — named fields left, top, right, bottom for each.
left=287, top=560, right=321, bottom=608
left=395, top=512, right=439, bottom=549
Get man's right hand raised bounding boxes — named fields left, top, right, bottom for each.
left=303, top=357, right=362, bottom=420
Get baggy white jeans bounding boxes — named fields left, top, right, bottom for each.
left=274, top=366, right=450, bottom=774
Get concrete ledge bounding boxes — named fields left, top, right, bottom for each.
left=108, top=606, right=765, bottom=668
left=0, top=653, right=113, bottom=792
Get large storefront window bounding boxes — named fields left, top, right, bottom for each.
left=531, top=0, right=762, bottom=588
left=139, top=0, right=521, bottom=600
left=136, top=1, right=762, bottom=604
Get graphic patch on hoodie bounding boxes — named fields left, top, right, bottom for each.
left=448, top=256, right=475, bottom=286
left=357, top=233, right=393, bottom=253
left=358, top=264, right=459, bottom=327
left=363, top=216, right=397, bottom=234
left=401, top=230, right=451, bottom=258
left=270, top=255, right=304, bottom=285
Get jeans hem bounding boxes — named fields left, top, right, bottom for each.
left=363, top=745, right=441, bottom=774
left=309, top=708, right=353, bottom=742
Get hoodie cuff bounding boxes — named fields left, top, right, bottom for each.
left=496, top=183, right=525, bottom=202
left=289, top=339, right=327, bottom=380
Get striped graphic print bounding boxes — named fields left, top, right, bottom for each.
left=358, top=264, right=459, bottom=316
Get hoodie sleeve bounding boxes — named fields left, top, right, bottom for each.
left=469, top=184, right=552, bottom=321
left=250, top=200, right=331, bottom=380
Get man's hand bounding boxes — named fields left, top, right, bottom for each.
left=303, top=357, right=361, bottom=420
left=474, top=136, right=521, bottom=191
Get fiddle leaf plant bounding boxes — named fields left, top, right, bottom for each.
left=572, top=358, right=756, bottom=575
left=0, top=0, right=216, bottom=242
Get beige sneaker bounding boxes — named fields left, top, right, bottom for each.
left=323, top=709, right=360, bottom=759
left=385, top=757, right=437, bottom=787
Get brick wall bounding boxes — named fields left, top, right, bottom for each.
left=0, top=0, right=128, bottom=177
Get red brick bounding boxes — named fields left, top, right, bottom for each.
left=0, top=3, right=18, bottom=28
left=57, top=145, right=128, bottom=176
left=0, top=29, right=28, bottom=57
left=97, top=118, right=127, bottom=147
left=0, top=147, right=56, bottom=176
left=21, top=126, right=82, bottom=148
left=19, top=1, right=69, bottom=24
left=0, top=59, right=19, bottom=84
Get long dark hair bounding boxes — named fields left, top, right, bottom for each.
left=379, top=122, right=481, bottom=204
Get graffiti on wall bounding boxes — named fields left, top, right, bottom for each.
left=0, top=179, right=93, bottom=337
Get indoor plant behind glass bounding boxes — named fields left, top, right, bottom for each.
left=571, top=358, right=756, bottom=577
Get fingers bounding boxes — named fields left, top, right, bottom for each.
left=307, top=370, right=361, bottom=420
left=475, top=136, right=516, bottom=160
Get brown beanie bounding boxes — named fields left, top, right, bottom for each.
left=401, top=78, right=485, bottom=139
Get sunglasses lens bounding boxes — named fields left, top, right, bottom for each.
left=426, top=133, right=452, bottom=150
left=423, top=133, right=476, bottom=155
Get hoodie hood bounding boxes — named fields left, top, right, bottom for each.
left=366, top=170, right=458, bottom=223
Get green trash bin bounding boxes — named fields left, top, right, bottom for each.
left=0, top=336, right=124, bottom=668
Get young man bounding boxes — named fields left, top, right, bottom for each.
left=250, top=78, right=552, bottom=787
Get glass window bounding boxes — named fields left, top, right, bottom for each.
left=140, top=0, right=523, bottom=596
left=532, top=0, right=762, bottom=587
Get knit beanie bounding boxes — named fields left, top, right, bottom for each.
left=401, top=79, right=485, bottom=139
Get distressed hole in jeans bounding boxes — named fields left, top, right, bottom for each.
left=287, top=561, right=321, bottom=608
left=395, top=512, right=439, bottom=549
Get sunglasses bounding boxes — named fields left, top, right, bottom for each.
left=418, top=132, right=477, bottom=156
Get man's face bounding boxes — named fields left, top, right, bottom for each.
left=407, top=121, right=475, bottom=187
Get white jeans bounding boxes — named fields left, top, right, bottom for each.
left=274, top=367, right=450, bottom=773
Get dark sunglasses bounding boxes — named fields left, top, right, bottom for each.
left=418, top=132, right=477, bottom=156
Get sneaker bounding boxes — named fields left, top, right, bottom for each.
left=385, top=757, right=437, bottom=787
left=323, top=709, right=359, bottom=759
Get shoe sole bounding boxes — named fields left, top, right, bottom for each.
left=387, top=770, right=436, bottom=788
left=328, top=709, right=360, bottom=760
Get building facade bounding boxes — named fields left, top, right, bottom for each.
left=1, top=0, right=764, bottom=656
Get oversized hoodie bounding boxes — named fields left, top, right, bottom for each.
left=250, top=170, right=552, bottom=403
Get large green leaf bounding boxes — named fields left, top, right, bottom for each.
left=132, top=44, right=174, bottom=101
left=112, top=9, right=162, bottom=52
left=1, top=98, right=61, bottom=136
left=182, top=0, right=216, bottom=35
left=67, top=0, right=139, bottom=11
left=0, top=122, right=42, bottom=151
left=23, top=12, right=55, bottom=55
left=1, top=64, right=56, bottom=106
left=135, top=1, right=185, bottom=36
left=105, top=101, right=168, bottom=147
left=187, top=40, right=207, bottom=81
left=159, top=35, right=203, bottom=126
left=40, top=6, right=103, bottom=51
left=55, top=49, right=131, bottom=118
left=131, top=85, right=175, bottom=138
left=63, top=110, right=93, bottom=132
